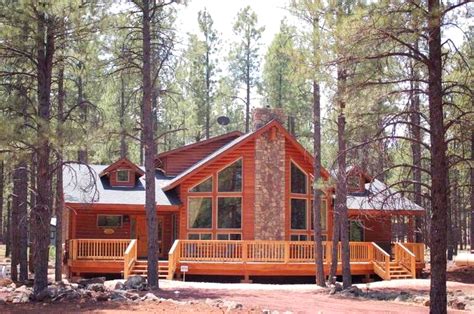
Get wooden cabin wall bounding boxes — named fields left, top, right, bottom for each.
left=179, top=138, right=256, bottom=240
left=160, top=135, right=240, bottom=176
left=71, top=211, right=131, bottom=239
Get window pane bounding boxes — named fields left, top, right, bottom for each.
left=190, top=177, right=212, bottom=192
left=290, top=234, right=299, bottom=241
left=217, top=197, right=242, bottom=229
left=349, top=220, right=364, bottom=241
left=229, top=233, right=241, bottom=240
left=117, top=170, right=129, bottom=182
left=188, top=197, right=212, bottom=228
left=291, top=163, right=307, bottom=194
left=201, top=233, right=212, bottom=240
left=188, top=233, right=199, bottom=240
left=217, top=234, right=229, bottom=240
left=218, top=160, right=242, bottom=192
left=291, top=198, right=306, bottom=230
left=98, top=215, right=122, bottom=227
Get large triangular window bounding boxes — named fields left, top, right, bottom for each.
left=189, top=177, right=213, bottom=193
left=218, top=159, right=242, bottom=192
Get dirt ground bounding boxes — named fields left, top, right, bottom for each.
left=2, top=278, right=473, bottom=313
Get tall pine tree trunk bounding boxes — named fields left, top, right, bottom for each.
left=55, top=57, right=65, bottom=282
left=336, top=67, right=351, bottom=289
left=312, top=80, right=325, bottom=287
left=470, top=130, right=473, bottom=253
left=141, top=0, right=159, bottom=288
left=32, top=10, right=55, bottom=294
left=0, top=161, right=3, bottom=242
left=427, top=0, right=449, bottom=311
left=410, top=53, right=423, bottom=243
left=329, top=204, right=340, bottom=284
left=119, top=73, right=128, bottom=158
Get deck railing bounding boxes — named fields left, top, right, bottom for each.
left=167, top=240, right=181, bottom=279
left=372, top=242, right=391, bottom=280
left=394, top=242, right=416, bottom=278
left=123, top=240, right=138, bottom=279
left=403, top=243, right=425, bottom=263
left=69, top=239, right=131, bottom=260
left=176, top=240, right=373, bottom=264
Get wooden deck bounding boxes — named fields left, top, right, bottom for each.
left=67, top=239, right=425, bottom=280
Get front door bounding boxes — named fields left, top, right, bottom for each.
left=134, top=216, right=164, bottom=258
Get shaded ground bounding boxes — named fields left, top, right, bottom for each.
left=2, top=279, right=473, bottom=313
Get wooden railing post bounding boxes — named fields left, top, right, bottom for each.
left=325, top=241, right=331, bottom=264
left=284, top=242, right=290, bottom=264
left=242, top=241, right=248, bottom=263
left=71, top=240, right=77, bottom=261
left=385, top=255, right=390, bottom=280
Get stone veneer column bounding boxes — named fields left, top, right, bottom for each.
left=254, top=127, right=286, bottom=240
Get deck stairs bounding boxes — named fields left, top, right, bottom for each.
left=388, top=261, right=413, bottom=279
left=129, top=260, right=169, bottom=279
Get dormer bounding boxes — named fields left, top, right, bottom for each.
left=99, top=158, right=145, bottom=188
left=347, top=166, right=373, bottom=194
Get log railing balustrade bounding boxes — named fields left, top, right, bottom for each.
left=394, top=242, right=416, bottom=279
left=123, top=239, right=138, bottom=279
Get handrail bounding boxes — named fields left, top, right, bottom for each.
left=175, top=240, right=371, bottom=264
left=371, top=242, right=390, bottom=280
left=403, top=243, right=425, bottom=263
left=394, top=242, right=416, bottom=279
left=167, top=240, right=181, bottom=280
left=123, top=239, right=137, bottom=279
left=69, top=239, right=130, bottom=260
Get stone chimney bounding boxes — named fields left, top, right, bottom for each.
left=252, top=107, right=287, bottom=131
left=253, top=106, right=287, bottom=241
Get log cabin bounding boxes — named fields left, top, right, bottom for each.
left=63, top=107, right=425, bottom=282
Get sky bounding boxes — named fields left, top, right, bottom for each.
left=175, top=0, right=290, bottom=52
left=174, top=0, right=293, bottom=108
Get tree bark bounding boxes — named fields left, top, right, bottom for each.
left=427, top=0, right=449, bottom=312
left=245, top=38, right=250, bottom=133
left=119, top=73, right=128, bottom=158
left=55, top=57, right=65, bottom=282
left=312, top=80, right=325, bottom=287
left=329, top=201, right=340, bottom=284
left=410, top=51, right=423, bottom=243
left=336, top=67, right=351, bottom=289
left=0, top=161, right=4, bottom=242
left=32, top=9, right=55, bottom=294
left=470, top=130, right=473, bottom=253
left=141, top=0, right=159, bottom=288
left=5, top=200, right=11, bottom=258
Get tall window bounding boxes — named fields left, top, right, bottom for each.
left=187, top=158, right=243, bottom=239
left=188, top=197, right=212, bottom=229
left=290, top=161, right=327, bottom=240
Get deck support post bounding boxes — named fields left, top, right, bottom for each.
left=240, top=273, right=252, bottom=283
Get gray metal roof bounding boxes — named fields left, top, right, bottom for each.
left=347, top=179, right=424, bottom=212
left=63, top=164, right=180, bottom=206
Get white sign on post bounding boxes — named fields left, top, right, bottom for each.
left=180, top=265, right=188, bottom=282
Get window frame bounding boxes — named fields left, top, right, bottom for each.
left=97, top=214, right=123, bottom=228
left=290, top=161, right=308, bottom=194
left=116, top=169, right=130, bottom=183
left=217, top=158, right=243, bottom=193
left=187, top=196, right=213, bottom=230
left=289, top=160, right=328, bottom=240
left=188, top=176, right=213, bottom=193
left=216, top=196, right=243, bottom=230
left=290, top=197, right=308, bottom=231
left=216, top=232, right=242, bottom=240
